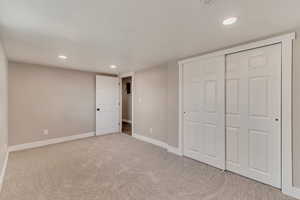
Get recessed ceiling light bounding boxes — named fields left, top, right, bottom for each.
left=110, top=65, right=117, bottom=69
left=58, top=55, right=68, bottom=60
left=223, top=17, right=238, bottom=25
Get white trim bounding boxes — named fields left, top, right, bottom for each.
left=119, top=72, right=135, bottom=135
left=132, top=133, right=167, bottom=148
left=8, top=132, right=95, bottom=152
left=178, top=63, right=183, bottom=156
left=122, top=119, right=132, bottom=124
left=167, top=145, right=183, bottom=156
left=120, top=72, right=135, bottom=78
left=288, top=187, right=300, bottom=199
left=132, top=133, right=183, bottom=156
left=178, top=32, right=297, bottom=199
left=281, top=36, right=296, bottom=198
left=178, top=32, right=295, bottom=65
left=0, top=148, right=9, bottom=193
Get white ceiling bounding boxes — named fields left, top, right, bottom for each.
left=0, top=0, right=300, bottom=74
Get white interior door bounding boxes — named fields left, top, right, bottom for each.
left=96, top=75, right=120, bottom=135
left=226, top=44, right=282, bottom=188
left=183, top=56, right=225, bottom=170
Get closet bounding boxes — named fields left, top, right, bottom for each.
left=180, top=42, right=283, bottom=188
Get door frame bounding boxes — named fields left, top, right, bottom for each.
left=119, top=72, right=135, bottom=135
left=178, top=33, right=296, bottom=198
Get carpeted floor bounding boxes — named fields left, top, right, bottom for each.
left=0, top=133, right=296, bottom=200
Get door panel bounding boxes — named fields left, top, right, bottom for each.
left=96, top=75, right=120, bottom=135
left=183, top=56, right=225, bottom=170
left=249, top=130, right=269, bottom=173
left=226, top=127, right=239, bottom=165
left=249, top=77, right=269, bottom=116
left=226, top=44, right=282, bottom=188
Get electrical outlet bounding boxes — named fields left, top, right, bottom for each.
left=43, top=129, right=49, bottom=135
left=149, top=128, right=153, bottom=134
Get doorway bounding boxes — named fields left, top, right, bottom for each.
left=121, top=76, right=132, bottom=136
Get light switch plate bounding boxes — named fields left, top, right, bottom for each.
left=43, top=129, right=49, bottom=135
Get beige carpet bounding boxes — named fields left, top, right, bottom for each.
left=0, top=133, right=296, bottom=200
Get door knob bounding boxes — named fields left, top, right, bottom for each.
left=275, top=118, right=279, bottom=122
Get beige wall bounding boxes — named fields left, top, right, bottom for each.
left=167, top=62, right=179, bottom=148
left=293, top=28, right=300, bottom=187
left=122, top=77, right=132, bottom=121
left=0, top=40, right=8, bottom=180
left=134, top=63, right=179, bottom=148
left=8, top=62, right=97, bottom=146
left=134, top=65, right=169, bottom=143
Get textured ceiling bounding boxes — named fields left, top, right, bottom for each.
left=0, top=0, right=300, bottom=74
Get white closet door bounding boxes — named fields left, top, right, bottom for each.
left=183, top=56, right=225, bottom=170
left=226, top=44, right=281, bottom=188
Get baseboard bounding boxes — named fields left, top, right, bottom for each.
left=132, top=133, right=182, bottom=156
left=8, top=132, right=95, bottom=152
left=132, top=133, right=167, bottom=149
left=285, top=186, right=300, bottom=199
left=0, top=149, right=9, bottom=193
left=167, top=145, right=183, bottom=156
left=122, top=119, right=132, bottom=124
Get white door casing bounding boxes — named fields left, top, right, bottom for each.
left=96, top=75, right=120, bottom=135
left=226, top=44, right=282, bottom=188
left=183, top=55, right=225, bottom=170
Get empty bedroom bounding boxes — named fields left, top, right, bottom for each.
left=0, top=0, right=300, bottom=199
